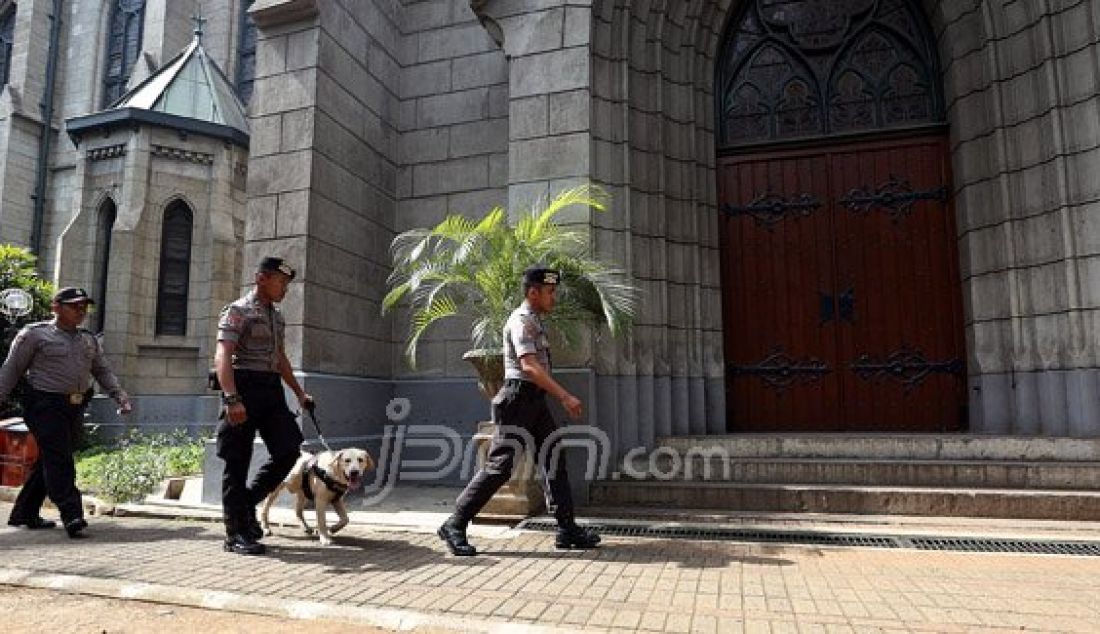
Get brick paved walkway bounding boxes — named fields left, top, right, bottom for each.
left=2, top=502, right=1100, bottom=632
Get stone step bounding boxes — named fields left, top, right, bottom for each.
left=589, top=481, right=1100, bottom=521
left=619, top=457, right=1100, bottom=489
left=654, top=434, right=1100, bottom=461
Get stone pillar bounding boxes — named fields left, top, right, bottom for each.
left=941, top=0, right=1100, bottom=437
left=246, top=0, right=399, bottom=439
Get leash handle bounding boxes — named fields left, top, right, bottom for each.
left=304, top=406, right=333, bottom=452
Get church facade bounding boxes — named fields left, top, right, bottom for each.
left=1, top=0, right=1098, bottom=454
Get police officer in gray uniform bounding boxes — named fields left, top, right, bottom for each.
left=438, top=266, right=600, bottom=556
left=0, top=287, right=131, bottom=538
left=215, top=257, right=311, bottom=555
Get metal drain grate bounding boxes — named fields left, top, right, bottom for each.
left=903, top=537, right=1100, bottom=556
left=517, top=520, right=1100, bottom=556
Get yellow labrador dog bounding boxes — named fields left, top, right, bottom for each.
left=260, top=448, right=374, bottom=546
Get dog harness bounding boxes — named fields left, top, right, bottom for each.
left=300, top=456, right=349, bottom=502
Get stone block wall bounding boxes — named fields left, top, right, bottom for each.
left=56, top=128, right=248, bottom=397
left=933, top=0, right=1100, bottom=435
left=0, top=0, right=55, bottom=252
left=393, top=0, right=509, bottom=379
left=582, top=1, right=729, bottom=455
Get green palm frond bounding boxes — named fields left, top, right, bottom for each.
left=384, top=185, right=639, bottom=367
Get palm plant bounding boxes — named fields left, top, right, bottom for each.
left=383, top=185, right=639, bottom=367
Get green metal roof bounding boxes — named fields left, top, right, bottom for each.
left=110, top=34, right=250, bottom=137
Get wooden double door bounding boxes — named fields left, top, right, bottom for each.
left=719, top=134, right=966, bottom=432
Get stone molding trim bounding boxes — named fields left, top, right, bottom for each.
left=152, top=145, right=215, bottom=165
left=249, top=0, right=318, bottom=28
left=87, top=144, right=127, bottom=161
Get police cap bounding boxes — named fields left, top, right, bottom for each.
left=53, top=287, right=95, bottom=305
left=257, top=256, right=296, bottom=279
left=522, top=266, right=560, bottom=287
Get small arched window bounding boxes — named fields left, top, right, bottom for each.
left=0, top=7, right=16, bottom=88
left=102, top=0, right=146, bottom=108
left=92, top=199, right=117, bottom=333
left=235, top=0, right=257, bottom=105
left=155, top=200, right=193, bottom=336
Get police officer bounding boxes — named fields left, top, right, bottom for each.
left=438, top=266, right=600, bottom=556
left=0, top=287, right=131, bottom=538
left=214, top=257, right=311, bottom=555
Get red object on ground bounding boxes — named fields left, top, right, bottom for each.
left=0, top=418, right=38, bottom=487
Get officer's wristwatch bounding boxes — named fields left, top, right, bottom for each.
left=222, top=392, right=242, bottom=406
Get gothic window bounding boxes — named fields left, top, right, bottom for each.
left=92, top=199, right=117, bottom=333
left=717, top=0, right=943, bottom=149
left=0, top=6, right=15, bottom=87
left=102, top=0, right=146, bottom=108
left=155, top=200, right=193, bottom=336
left=236, top=0, right=257, bottom=105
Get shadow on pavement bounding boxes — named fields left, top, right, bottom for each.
left=0, top=523, right=211, bottom=546
left=478, top=540, right=797, bottom=569
left=262, top=534, right=461, bottom=572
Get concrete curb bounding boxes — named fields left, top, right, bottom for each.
left=0, top=567, right=590, bottom=633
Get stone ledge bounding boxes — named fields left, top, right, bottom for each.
left=249, top=0, right=318, bottom=29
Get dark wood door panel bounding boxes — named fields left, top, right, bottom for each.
left=719, top=151, right=842, bottom=431
left=829, top=136, right=965, bottom=431
left=720, top=133, right=966, bottom=433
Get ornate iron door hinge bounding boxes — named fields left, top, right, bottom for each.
left=849, top=347, right=963, bottom=391
left=722, top=191, right=822, bottom=228
left=840, top=176, right=946, bottom=221
left=728, top=347, right=831, bottom=393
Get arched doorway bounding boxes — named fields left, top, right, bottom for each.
left=716, top=0, right=966, bottom=432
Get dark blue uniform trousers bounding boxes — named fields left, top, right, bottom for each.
left=455, top=379, right=575, bottom=524
left=215, top=370, right=303, bottom=535
left=10, top=391, right=86, bottom=525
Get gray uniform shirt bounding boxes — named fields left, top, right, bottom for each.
left=503, top=301, right=551, bottom=381
left=0, top=321, right=125, bottom=401
left=217, top=290, right=285, bottom=373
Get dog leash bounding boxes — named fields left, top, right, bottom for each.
left=302, top=401, right=333, bottom=452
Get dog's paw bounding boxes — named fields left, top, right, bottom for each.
left=319, top=536, right=333, bottom=547
left=331, top=524, right=346, bottom=534
left=264, top=528, right=273, bottom=537
left=303, top=527, right=314, bottom=536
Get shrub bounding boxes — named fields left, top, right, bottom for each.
left=76, top=428, right=205, bottom=503
left=0, top=245, right=55, bottom=418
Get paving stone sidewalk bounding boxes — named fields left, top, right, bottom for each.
left=2, top=502, right=1100, bottom=633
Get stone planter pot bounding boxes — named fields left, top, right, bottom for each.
left=463, top=349, right=544, bottom=519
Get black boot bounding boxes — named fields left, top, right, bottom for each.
left=244, top=508, right=264, bottom=541
left=64, top=518, right=88, bottom=539
left=437, top=516, right=476, bottom=556
left=556, top=522, right=600, bottom=549
left=8, top=516, right=57, bottom=530
left=224, top=533, right=266, bottom=555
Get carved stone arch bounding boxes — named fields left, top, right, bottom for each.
left=717, top=0, right=945, bottom=148
left=721, top=40, right=821, bottom=145
left=825, top=21, right=941, bottom=132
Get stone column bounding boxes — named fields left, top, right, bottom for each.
left=246, top=0, right=398, bottom=441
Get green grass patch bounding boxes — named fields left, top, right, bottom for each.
left=76, top=428, right=206, bottom=503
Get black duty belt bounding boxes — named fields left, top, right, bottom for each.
left=28, top=388, right=94, bottom=407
